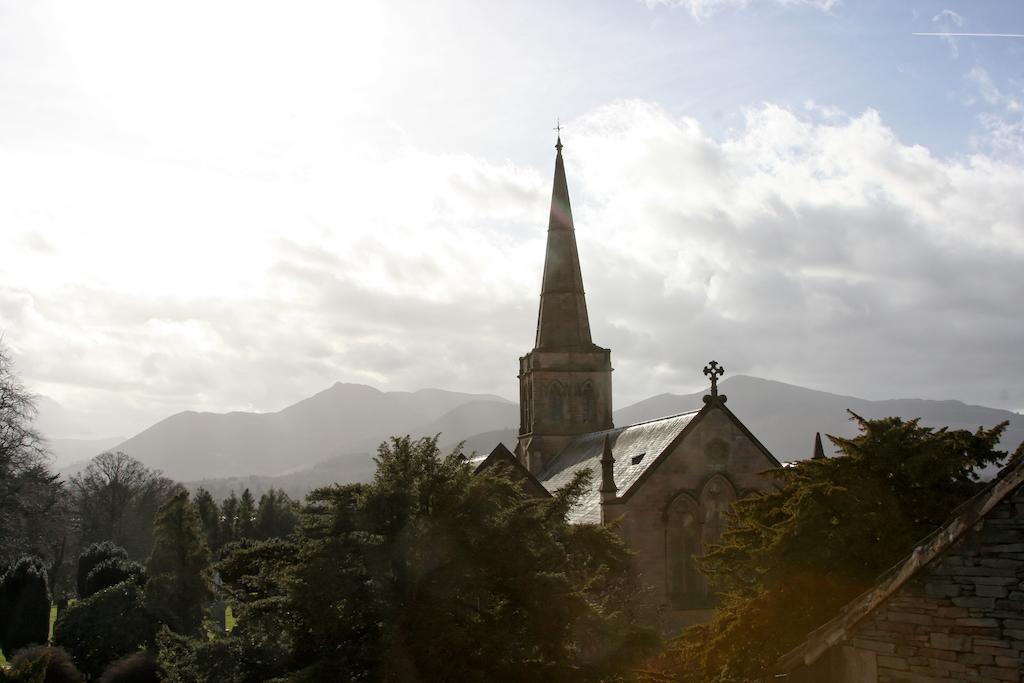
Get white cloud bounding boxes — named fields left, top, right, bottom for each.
left=5, top=97, right=1024, bottom=437
left=642, top=0, right=839, bottom=19
left=567, top=100, right=1024, bottom=408
left=932, top=9, right=964, bottom=27
left=966, top=68, right=1024, bottom=159
left=931, top=8, right=966, bottom=58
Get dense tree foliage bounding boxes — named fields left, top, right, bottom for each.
left=253, top=488, right=299, bottom=540
left=95, top=650, right=163, bottom=683
left=0, top=345, right=64, bottom=577
left=0, top=556, right=51, bottom=657
left=70, top=452, right=177, bottom=561
left=650, top=413, right=1014, bottom=682
left=53, top=582, right=157, bottom=679
left=143, top=491, right=211, bottom=636
left=161, top=436, right=656, bottom=682
left=192, top=488, right=221, bottom=552
left=6, top=646, right=82, bottom=683
left=236, top=489, right=256, bottom=540
left=76, top=542, right=127, bottom=598
left=84, top=558, right=147, bottom=598
left=219, top=491, right=239, bottom=547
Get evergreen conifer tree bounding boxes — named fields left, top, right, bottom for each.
left=236, top=489, right=256, bottom=539
left=192, top=488, right=220, bottom=552
left=0, top=555, right=51, bottom=656
left=219, top=492, right=239, bottom=546
left=144, top=490, right=211, bottom=635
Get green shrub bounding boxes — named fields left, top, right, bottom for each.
left=52, top=583, right=156, bottom=678
left=0, top=556, right=51, bottom=656
left=75, top=544, right=127, bottom=599
left=96, top=650, right=162, bottom=683
left=83, top=559, right=146, bottom=598
left=7, top=645, right=83, bottom=682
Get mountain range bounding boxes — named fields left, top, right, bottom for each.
left=46, top=376, right=1024, bottom=499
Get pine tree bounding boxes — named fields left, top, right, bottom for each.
left=237, top=489, right=256, bottom=540
left=219, top=491, right=239, bottom=546
left=144, top=490, right=211, bottom=635
left=254, top=489, right=298, bottom=540
left=0, top=555, right=51, bottom=656
left=193, top=488, right=221, bottom=552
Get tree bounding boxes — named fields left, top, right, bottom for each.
left=6, top=645, right=83, bottom=683
left=76, top=542, right=128, bottom=598
left=652, top=413, right=1013, bottom=682
left=192, top=488, right=220, bottom=553
left=84, top=558, right=147, bottom=598
left=185, top=436, right=656, bottom=682
left=0, top=556, right=51, bottom=657
left=144, top=491, right=211, bottom=635
left=219, top=492, right=239, bottom=547
left=0, top=343, right=62, bottom=569
left=236, top=489, right=256, bottom=540
left=53, top=582, right=157, bottom=679
left=253, top=489, right=298, bottom=540
left=70, top=452, right=176, bottom=560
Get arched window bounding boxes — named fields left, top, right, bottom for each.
left=665, top=493, right=703, bottom=608
left=699, top=474, right=737, bottom=550
left=581, top=382, right=596, bottom=424
left=548, top=382, right=565, bottom=422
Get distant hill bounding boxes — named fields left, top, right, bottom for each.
left=612, top=375, right=1024, bottom=463
left=47, top=436, right=125, bottom=469
left=85, top=375, right=1022, bottom=500
left=107, top=383, right=513, bottom=481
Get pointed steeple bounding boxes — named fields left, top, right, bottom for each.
left=535, top=136, right=593, bottom=349
left=812, top=432, right=826, bottom=460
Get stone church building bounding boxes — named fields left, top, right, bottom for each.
left=476, top=137, right=782, bottom=628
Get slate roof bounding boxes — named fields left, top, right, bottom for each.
left=536, top=410, right=701, bottom=524
left=469, top=442, right=550, bottom=498
left=777, top=454, right=1024, bottom=674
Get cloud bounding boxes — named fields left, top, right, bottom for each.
left=932, top=9, right=964, bottom=27
left=966, top=68, right=1024, bottom=159
left=642, top=0, right=839, bottom=19
left=3, top=99, right=1023, bottom=437
left=931, top=8, right=966, bottom=57
left=566, top=100, right=1024, bottom=410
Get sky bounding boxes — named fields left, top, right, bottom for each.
left=1, top=0, right=1022, bottom=439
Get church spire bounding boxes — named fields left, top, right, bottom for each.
left=812, top=432, right=826, bottom=460
left=534, top=135, right=593, bottom=349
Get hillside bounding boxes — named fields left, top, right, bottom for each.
left=67, top=375, right=1023, bottom=498
left=106, top=383, right=512, bottom=480
left=612, top=375, right=1024, bottom=462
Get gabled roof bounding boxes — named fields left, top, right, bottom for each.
left=537, top=411, right=701, bottom=524
left=777, top=454, right=1024, bottom=673
left=470, top=442, right=551, bottom=498
left=535, top=398, right=781, bottom=525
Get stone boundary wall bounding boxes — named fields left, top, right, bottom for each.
left=835, top=488, right=1024, bottom=682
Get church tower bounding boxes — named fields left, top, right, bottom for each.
left=517, top=135, right=613, bottom=475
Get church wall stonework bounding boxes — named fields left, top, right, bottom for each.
left=603, top=405, right=779, bottom=629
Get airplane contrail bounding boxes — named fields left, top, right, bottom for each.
left=912, top=32, right=1024, bottom=38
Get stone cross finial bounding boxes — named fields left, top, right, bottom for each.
left=702, top=360, right=728, bottom=404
